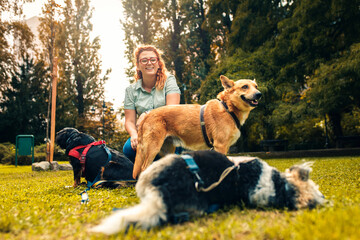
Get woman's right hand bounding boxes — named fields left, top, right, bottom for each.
left=130, top=133, right=138, bottom=150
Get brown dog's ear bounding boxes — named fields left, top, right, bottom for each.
left=220, top=75, right=234, bottom=89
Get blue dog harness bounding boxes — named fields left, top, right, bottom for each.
left=182, top=154, right=205, bottom=191
left=170, top=154, right=239, bottom=223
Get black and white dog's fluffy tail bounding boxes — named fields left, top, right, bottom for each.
left=90, top=187, right=166, bottom=234
left=90, top=155, right=174, bottom=234
left=90, top=151, right=324, bottom=235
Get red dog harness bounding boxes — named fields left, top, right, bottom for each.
left=68, top=140, right=106, bottom=177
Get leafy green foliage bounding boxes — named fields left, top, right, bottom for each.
left=0, top=0, right=35, bottom=90
left=305, top=43, right=360, bottom=114
left=229, top=0, right=289, bottom=53
left=121, top=0, right=165, bottom=81
left=267, top=0, right=360, bottom=142
left=0, top=56, right=50, bottom=144
left=0, top=156, right=359, bottom=239
left=200, top=0, right=360, bottom=149
left=1, top=0, right=359, bottom=151
left=57, top=0, right=109, bottom=130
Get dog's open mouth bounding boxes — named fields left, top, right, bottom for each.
left=241, top=95, right=259, bottom=107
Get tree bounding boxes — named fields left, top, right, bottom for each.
left=57, top=0, right=110, bottom=131
left=0, top=0, right=35, bottom=91
left=272, top=0, right=360, bottom=139
left=38, top=0, right=62, bottom=70
left=206, top=0, right=238, bottom=57
left=0, top=56, right=50, bottom=144
left=162, top=0, right=184, bottom=90
left=178, top=0, right=211, bottom=103
left=121, top=0, right=164, bottom=80
left=229, top=0, right=290, bottom=53
left=200, top=0, right=289, bottom=147
left=38, top=0, right=63, bottom=143
left=304, top=43, right=360, bottom=140
left=121, top=0, right=212, bottom=104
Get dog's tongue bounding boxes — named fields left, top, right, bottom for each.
left=251, top=99, right=258, bottom=105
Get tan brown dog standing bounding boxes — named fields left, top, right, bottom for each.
left=133, top=75, right=262, bottom=179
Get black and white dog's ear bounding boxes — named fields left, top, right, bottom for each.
left=286, top=162, right=313, bottom=182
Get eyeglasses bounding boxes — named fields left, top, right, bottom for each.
left=139, top=57, right=158, bottom=65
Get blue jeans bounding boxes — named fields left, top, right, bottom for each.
left=122, top=137, right=184, bottom=163
left=123, top=137, right=136, bottom=163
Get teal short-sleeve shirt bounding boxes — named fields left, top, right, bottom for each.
left=124, top=75, right=181, bottom=115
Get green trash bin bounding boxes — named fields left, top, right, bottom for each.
left=15, top=135, right=34, bottom=167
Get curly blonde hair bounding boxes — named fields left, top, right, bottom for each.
left=134, top=45, right=168, bottom=90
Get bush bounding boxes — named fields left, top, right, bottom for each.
left=0, top=142, right=68, bottom=165
left=106, top=130, right=130, bottom=152
left=0, top=132, right=130, bottom=166
left=0, top=143, right=15, bottom=164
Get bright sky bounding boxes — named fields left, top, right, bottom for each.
left=22, top=0, right=129, bottom=109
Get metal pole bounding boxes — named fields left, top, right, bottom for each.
left=324, top=114, right=329, bottom=148
left=102, top=100, right=106, bottom=141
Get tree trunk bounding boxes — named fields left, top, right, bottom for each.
left=327, top=112, right=343, bottom=139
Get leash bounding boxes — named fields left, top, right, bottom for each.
left=170, top=154, right=238, bottom=223
left=91, top=179, right=137, bottom=188
left=182, top=154, right=239, bottom=192
left=78, top=143, right=112, bottom=204
left=79, top=179, right=137, bottom=205
left=197, top=165, right=238, bottom=192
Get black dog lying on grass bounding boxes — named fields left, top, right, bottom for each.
left=56, top=127, right=134, bottom=188
left=90, top=150, right=325, bottom=235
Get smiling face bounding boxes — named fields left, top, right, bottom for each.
left=137, top=50, right=159, bottom=79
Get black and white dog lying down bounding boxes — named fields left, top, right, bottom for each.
left=56, top=127, right=134, bottom=188
left=90, top=150, right=325, bottom=234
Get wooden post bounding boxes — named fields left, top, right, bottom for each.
left=49, top=58, right=58, bottom=163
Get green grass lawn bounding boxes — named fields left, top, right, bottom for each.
left=0, top=156, right=359, bottom=240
